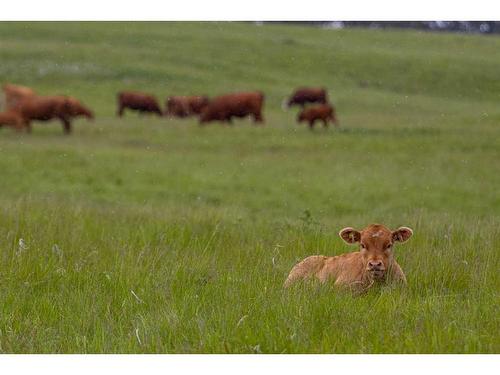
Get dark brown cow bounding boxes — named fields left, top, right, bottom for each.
left=117, top=91, right=162, bottom=117
left=297, top=104, right=338, bottom=129
left=199, top=91, right=264, bottom=124
left=286, top=87, right=328, bottom=108
left=17, top=96, right=94, bottom=134
left=165, top=95, right=210, bottom=118
left=0, top=110, right=25, bottom=131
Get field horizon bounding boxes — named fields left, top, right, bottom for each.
left=0, top=22, right=499, bottom=353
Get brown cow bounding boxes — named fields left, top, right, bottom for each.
left=165, top=95, right=210, bottom=118
left=199, top=91, right=264, bottom=124
left=297, top=104, right=338, bottom=129
left=284, top=224, right=413, bottom=292
left=286, top=87, right=328, bottom=108
left=17, top=95, right=94, bottom=134
left=117, top=91, right=162, bottom=117
left=2, top=83, right=36, bottom=110
left=0, top=110, right=25, bottom=131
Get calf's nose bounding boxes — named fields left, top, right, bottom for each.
left=368, top=260, right=383, bottom=269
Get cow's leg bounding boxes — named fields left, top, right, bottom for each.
left=225, top=116, right=233, bottom=126
left=23, top=120, right=32, bottom=133
left=61, top=118, right=72, bottom=134
left=118, top=105, right=125, bottom=117
left=253, top=111, right=264, bottom=124
left=308, top=120, right=315, bottom=130
left=15, top=121, right=25, bottom=133
left=322, top=118, right=329, bottom=128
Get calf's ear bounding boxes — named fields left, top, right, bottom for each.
left=339, top=227, right=361, bottom=244
left=392, top=227, right=413, bottom=243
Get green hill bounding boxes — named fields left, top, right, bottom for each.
left=0, top=22, right=498, bottom=353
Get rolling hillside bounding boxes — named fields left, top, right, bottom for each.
left=0, top=22, right=498, bottom=353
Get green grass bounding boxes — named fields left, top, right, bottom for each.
left=0, top=22, right=499, bottom=353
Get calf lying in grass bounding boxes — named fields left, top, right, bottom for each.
left=284, top=224, right=413, bottom=292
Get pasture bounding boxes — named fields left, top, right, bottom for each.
left=0, top=22, right=499, bottom=353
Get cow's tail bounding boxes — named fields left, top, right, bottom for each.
left=283, top=255, right=326, bottom=288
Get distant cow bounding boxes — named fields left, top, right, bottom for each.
left=117, top=91, right=162, bottom=117
left=286, top=87, right=327, bottom=108
left=199, top=91, right=264, bottom=124
left=2, top=83, right=36, bottom=110
left=297, top=104, right=338, bottom=129
left=284, top=224, right=413, bottom=292
left=17, top=95, right=94, bottom=134
left=165, top=95, right=210, bottom=118
left=0, top=110, right=25, bottom=131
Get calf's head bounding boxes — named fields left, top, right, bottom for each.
left=339, top=224, right=413, bottom=279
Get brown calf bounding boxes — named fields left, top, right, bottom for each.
left=284, top=224, right=413, bottom=292
left=199, top=91, right=264, bottom=124
left=297, top=104, right=338, bottom=129
left=117, top=91, right=162, bottom=117
left=286, top=87, right=327, bottom=108
left=165, top=95, right=210, bottom=118
left=17, top=95, right=94, bottom=134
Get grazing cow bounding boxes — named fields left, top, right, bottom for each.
left=17, top=95, right=94, bottom=134
left=297, top=104, right=338, bottom=129
left=2, top=83, right=36, bottom=110
left=117, top=91, right=162, bottom=117
left=165, top=95, right=210, bottom=118
left=0, top=110, right=25, bottom=131
left=199, top=91, right=264, bottom=124
left=284, top=224, right=413, bottom=292
left=286, top=87, right=328, bottom=108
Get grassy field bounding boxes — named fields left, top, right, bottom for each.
left=0, top=22, right=499, bottom=353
